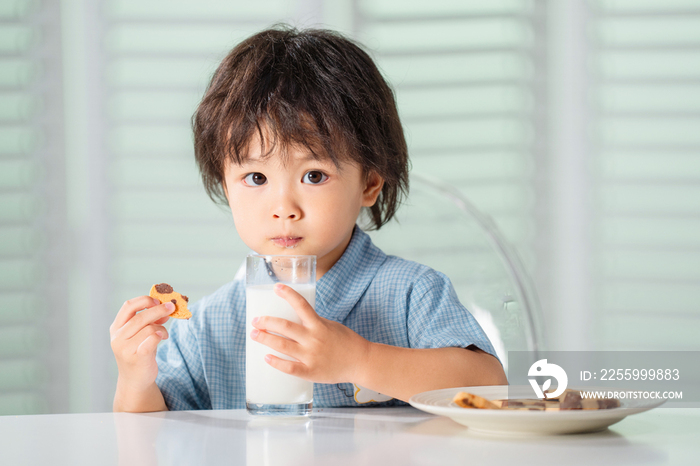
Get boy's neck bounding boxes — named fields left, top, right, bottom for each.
left=316, top=226, right=355, bottom=281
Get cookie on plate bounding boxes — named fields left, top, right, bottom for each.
left=452, top=391, right=500, bottom=409
left=149, top=283, right=191, bottom=320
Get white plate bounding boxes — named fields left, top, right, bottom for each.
left=409, top=385, right=665, bottom=436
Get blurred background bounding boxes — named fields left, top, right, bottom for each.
left=1, top=0, right=699, bottom=415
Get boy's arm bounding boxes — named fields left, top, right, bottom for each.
left=110, top=296, right=174, bottom=413
left=111, top=295, right=210, bottom=413
left=251, top=284, right=507, bottom=403
left=113, top=380, right=168, bottom=413
left=353, top=344, right=506, bottom=403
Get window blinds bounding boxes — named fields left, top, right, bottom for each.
left=356, top=0, right=542, bottom=275
left=590, top=0, right=700, bottom=349
left=2, top=0, right=698, bottom=416
left=0, top=0, right=65, bottom=415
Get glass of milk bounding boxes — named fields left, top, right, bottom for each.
left=246, top=254, right=316, bottom=416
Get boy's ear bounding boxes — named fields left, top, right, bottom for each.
left=361, top=171, right=384, bottom=207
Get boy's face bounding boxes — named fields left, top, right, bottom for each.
left=223, top=136, right=384, bottom=279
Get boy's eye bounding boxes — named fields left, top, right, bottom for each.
left=302, top=171, right=329, bottom=184
left=243, top=173, right=267, bottom=186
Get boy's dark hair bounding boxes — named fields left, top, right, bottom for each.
left=192, top=25, right=409, bottom=230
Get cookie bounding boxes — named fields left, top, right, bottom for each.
left=452, top=389, right=620, bottom=411
left=504, top=391, right=620, bottom=411
left=499, top=399, right=561, bottom=411
left=452, top=391, right=500, bottom=410
left=149, top=283, right=192, bottom=320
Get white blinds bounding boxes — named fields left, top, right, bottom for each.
left=590, top=0, right=700, bottom=349
left=0, top=0, right=65, bottom=415
left=2, top=0, right=699, bottom=416
left=356, top=0, right=541, bottom=274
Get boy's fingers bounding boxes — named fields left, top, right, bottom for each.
left=274, top=284, right=318, bottom=325
left=112, top=296, right=160, bottom=333
left=136, top=333, right=164, bottom=356
left=131, top=325, right=169, bottom=354
left=252, top=316, right=305, bottom=342
left=251, top=330, right=301, bottom=360
left=154, top=315, right=171, bottom=325
left=114, top=303, right=174, bottom=341
left=264, top=354, right=306, bottom=378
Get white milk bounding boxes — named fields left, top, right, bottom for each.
left=246, top=283, right=315, bottom=405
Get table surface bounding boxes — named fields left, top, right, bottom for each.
left=1, top=406, right=698, bottom=465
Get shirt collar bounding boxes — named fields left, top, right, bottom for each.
left=316, top=225, right=387, bottom=323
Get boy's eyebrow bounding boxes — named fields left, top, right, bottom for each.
left=239, top=152, right=331, bottom=165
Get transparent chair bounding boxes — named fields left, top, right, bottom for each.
left=365, top=173, right=545, bottom=373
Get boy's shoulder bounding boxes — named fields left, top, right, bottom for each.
left=376, top=253, right=429, bottom=275
left=355, top=228, right=451, bottom=293
left=372, top=252, right=449, bottom=291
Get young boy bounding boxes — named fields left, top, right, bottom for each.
left=110, top=26, right=507, bottom=412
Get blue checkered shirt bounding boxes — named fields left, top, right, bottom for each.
left=155, top=225, right=498, bottom=410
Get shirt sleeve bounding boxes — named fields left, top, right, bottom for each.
left=406, top=268, right=500, bottom=363
left=155, top=308, right=212, bottom=411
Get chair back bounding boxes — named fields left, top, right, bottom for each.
left=365, top=173, right=545, bottom=372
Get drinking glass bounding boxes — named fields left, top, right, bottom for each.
left=246, top=254, right=316, bottom=416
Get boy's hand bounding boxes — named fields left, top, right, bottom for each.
left=110, top=296, right=173, bottom=392
left=250, top=283, right=371, bottom=384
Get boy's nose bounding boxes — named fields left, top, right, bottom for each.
left=273, top=211, right=297, bottom=219
left=272, top=203, right=301, bottom=220
left=270, top=185, right=302, bottom=220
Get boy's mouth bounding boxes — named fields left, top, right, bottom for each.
left=271, top=237, right=302, bottom=248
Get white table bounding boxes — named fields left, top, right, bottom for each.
left=1, top=407, right=698, bottom=465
